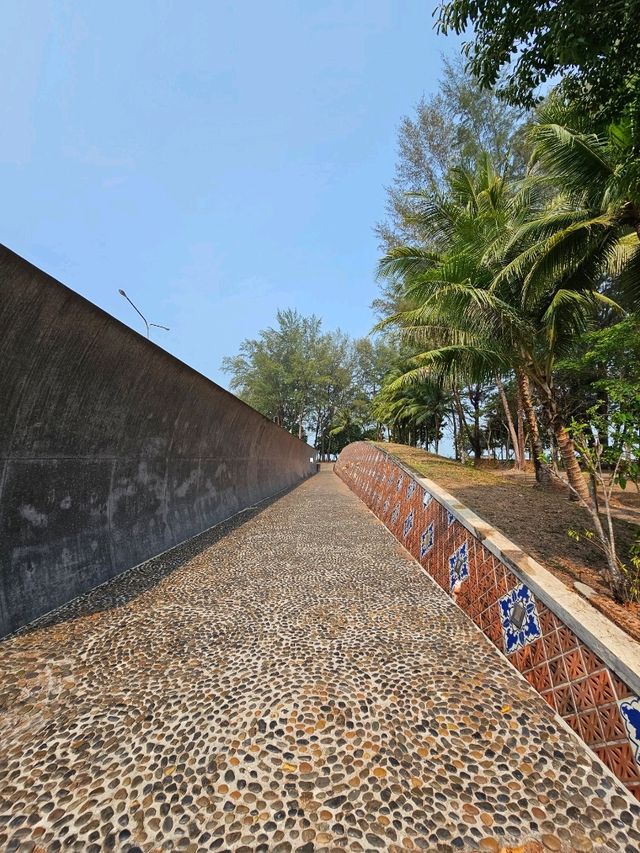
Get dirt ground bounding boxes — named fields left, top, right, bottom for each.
left=376, top=442, right=640, bottom=643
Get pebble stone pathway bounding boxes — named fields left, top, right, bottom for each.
left=1, top=466, right=639, bottom=853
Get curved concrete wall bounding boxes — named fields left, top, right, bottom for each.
left=0, top=245, right=315, bottom=636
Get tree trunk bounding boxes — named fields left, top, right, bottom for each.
left=517, top=389, right=525, bottom=469
left=496, top=375, right=521, bottom=469
left=452, top=388, right=468, bottom=463
left=313, top=410, right=322, bottom=449
left=554, top=423, right=592, bottom=505
left=451, top=405, right=458, bottom=461
left=469, top=385, right=482, bottom=464
left=548, top=429, right=560, bottom=474
left=516, top=369, right=551, bottom=486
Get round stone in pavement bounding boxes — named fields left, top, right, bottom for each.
left=0, top=468, right=638, bottom=851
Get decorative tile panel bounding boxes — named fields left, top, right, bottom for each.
left=448, top=542, right=469, bottom=592
left=402, top=509, right=414, bottom=539
left=620, top=697, right=640, bottom=764
left=420, top=522, right=434, bottom=559
left=499, top=583, right=542, bottom=654
left=335, top=442, right=640, bottom=799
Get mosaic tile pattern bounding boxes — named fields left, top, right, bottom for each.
left=499, top=584, right=542, bottom=655
left=448, top=542, right=469, bottom=593
left=336, top=442, right=640, bottom=803
left=1, top=468, right=640, bottom=851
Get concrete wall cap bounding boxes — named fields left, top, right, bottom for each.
left=364, top=442, right=640, bottom=697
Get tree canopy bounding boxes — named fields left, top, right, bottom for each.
left=435, top=0, right=640, bottom=128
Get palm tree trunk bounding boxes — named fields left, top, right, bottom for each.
left=496, top=375, right=521, bottom=469
left=517, top=390, right=525, bottom=469
left=452, top=388, right=468, bottom=463
left=537, top=381, right=591, bottom=504
left=548, top=429, right=560, bottom=474
left=516, top=369, right=551, bottom=486
left=451, top=405, right=458, bottom=461
left=469, top=385, right=482, bottom=464
left=554, top=423, right=591, bottom=504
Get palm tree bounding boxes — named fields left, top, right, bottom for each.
left=372, top=367, right=451, bottom=450
left=497, top=97, right=640, bottom=310
left=377, top=152, right=617, bottom=503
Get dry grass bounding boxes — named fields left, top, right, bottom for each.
left=375, top=442, right=640, bottom=642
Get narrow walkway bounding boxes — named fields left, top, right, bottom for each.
left=1, top=469, right=638, bottom=853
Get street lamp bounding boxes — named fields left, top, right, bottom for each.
left=118, top=289, right=170, bottom=339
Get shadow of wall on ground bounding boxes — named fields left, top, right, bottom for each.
left=11, top=483, right=298, bottom=637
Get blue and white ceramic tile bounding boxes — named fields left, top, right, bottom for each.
left=383, top=498, right=390, bottom=514
left=391, top=504, right=400, bottom=525
left=447, top=510, right=455, bottom=527
left=403, top=509, right=414, bottom=538
left=448, top=542, right=469, bottom=591
left=423, top=490, right=432, bottom=508
left=396, top=475, right=404, bottom=492
left=420, top=522, right=434, bottom=558
left=407, top=480, right=416, bottom=500
left=619, top=697, right=640, bottom=765
left=498, top=583, right=542, bottom=655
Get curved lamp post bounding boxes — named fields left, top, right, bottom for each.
left=118, top=289, right=169, bottom=339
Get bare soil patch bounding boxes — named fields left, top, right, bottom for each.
left=376, top=442, right=640, bottom=642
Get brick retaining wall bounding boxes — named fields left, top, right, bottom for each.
left=336, top=441, right=640, bottom=799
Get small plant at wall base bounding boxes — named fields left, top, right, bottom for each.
left=562, top=391, right=640, bottom=602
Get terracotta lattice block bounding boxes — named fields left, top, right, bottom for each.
left=548, top=655, right=569, bottom=687
left=612, top=672, right=633, bottom=700
left=541, top=689, right=557, bottom=711
left=564, top=648, right=588, bottom=681
left=571, top=675, right=596, bottom=712
left=597, top=742, right=640, bottom=783
left=335, top=444, right=640, bottom=798
left=529, top=663, right=552, bottom=693
left=551, top=683, right=576, bottom=717
left=529, top=637, right=548, bottom=668
left=580, top=644, right=606, bottom=674
left=599, top=702, right=628, bottom=742
left=558, top=624, right=579, bottom=653
left=566, top=714, right=582, bottom=736
left=577, top=708, right=605, bottom=745
left=587, top=669, right=617, bottom=706
left=543, top=629, right=563, bottom=661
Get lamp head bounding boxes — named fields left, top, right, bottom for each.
left=118, top=289, right=127, bottom=296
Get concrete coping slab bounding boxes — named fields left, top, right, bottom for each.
left=370, top=444, right=640, bottom=698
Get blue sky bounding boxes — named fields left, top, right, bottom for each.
left=2, top=1, right=459, bottom=387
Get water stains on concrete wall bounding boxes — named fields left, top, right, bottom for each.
left=0, top=245, right=315, bottom=636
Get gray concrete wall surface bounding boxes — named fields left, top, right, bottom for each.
left=0, top=244, right=315, bottom=636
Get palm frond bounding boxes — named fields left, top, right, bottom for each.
left=528, top=122, right=612, bottom=200
left=377, top=245, right=441, bottom=281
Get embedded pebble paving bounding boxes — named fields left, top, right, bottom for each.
left=1, top=467, right=639, bottom=853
